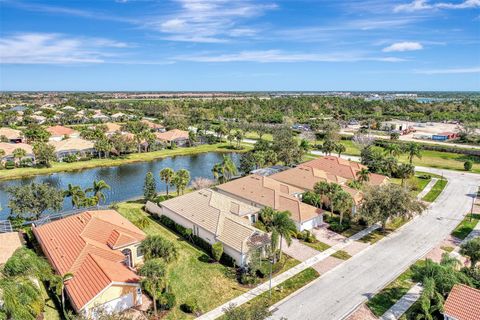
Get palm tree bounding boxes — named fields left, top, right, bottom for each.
left=0, top=276, right=43, bottom=319
left=0, top=149, right=5, bottom=159
left=258, top=206, right=276, bottom=229
left=460, top=238, right=480, bottom=269
left=86, top=180, right=110, bottom=205
left=356, top=168, right=370, bottom=185
left=50, top=273, right=74, bottom=313
left=139, top=259, right=167, bottom=317
left=333, top=190, right=353, bottom=225
left=215, top=123, right=228, bottom=141
left=212, top=155, right=238, bottom=183
left=335, top=143, right=346, bottom=157
left=396, top=163, right=415, bottom=186
left=159, top=167, right=175, bottom=196
left=271, top=211, right=297, bottom=261
left=405, top=142, right=422, bottom=164
left=313, top=181, right=330, bottom=210
left=326, top=183, right=343, bottom=217
left=63, top=184, right=85, bottom=208
left=234, top=130, right=243, bottom=148
left=383, top=143, right=402, bottom=158
left=173, top=169, right=190, bottom=195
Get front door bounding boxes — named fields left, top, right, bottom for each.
left=122, top=248, right=132, bottom=268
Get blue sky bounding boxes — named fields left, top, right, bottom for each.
left=0, top=0, right=479, bottom=91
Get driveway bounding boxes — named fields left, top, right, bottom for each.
left=271, top=168, right=480, bottom=320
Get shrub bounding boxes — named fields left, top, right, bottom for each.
left=20, top=158, right=33, bottom=167
left=464, top=160, right=473, bottom=171
left=159, top=292, right=176, bottom=310
left=4, top=160, right=15, bottom=169
left=328, top=219, right=351, bottom=233
left=212, top=242, right=224, bottom=262
left=180, top=298, right=199, bottom=314
left=63, top=154, right=78, bottom=163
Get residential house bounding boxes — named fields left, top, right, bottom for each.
left=49, top=137, right=95, bottom=160
left=104, top=122, right=124, bottom=136
left=0, top=142, right=35, bottom=163
left=92, top=113, right=110, bottom=122
left=46, top=125, right=81, bottom=141
left=110, top=112, right=127, bottom=121
left=146, top=189, right=268, bottom=266
left=31, top=115, right=46, bottom=124
left=0, top=127, right=24, bottom=143
left=216, top=175, right=323, bottom=231
left=269, top=166, right=363, bottom=213
left=32, top=210, right=146, bottom=317
left=300, top=156, right=389, bottom=186
left=443, top=284, right=480, bottom=320
left=155, top=129, right=189, bottom=146
left=141, top=119, right=165, bottom=132
left=62, top=105, right=76, bottom=112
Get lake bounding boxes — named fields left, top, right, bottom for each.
left=0, top=152, right=239, bottom=219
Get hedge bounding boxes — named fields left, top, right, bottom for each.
left=157, top=215, right=236, bottom=267
left=374, top=139, right=480, bottom=157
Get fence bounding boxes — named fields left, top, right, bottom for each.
left=24, top=205, right=111, bottom=227
left=0, top=220, right=13, bottom=233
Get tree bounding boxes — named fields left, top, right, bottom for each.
left=144, top=172, right=157, bottom=201
left=141, top=235, right=178, bottom=262
left=50, top=273, right=74, bottom=313
left=12, top=148, right=26, bottom=164
left=23, top=124, right=50, bottom=142
left=239, top=152, right=256, bottom=174
left=383, top=143, right=402, bottom=158
left=359, top=184, right=425, bottom=231
left=234, top=130, right=244, bottom=148
left=212, top=242, right=224, bottom=262
left=190, top=177, right=215, bottom=190
left=334, top=143, right=346, bottom=157
left=333, top=190, right=353, bottom=225
left=123, top=121, right=149, bottom=153
left=258, top=206, right=276, bottom=229
left=223, top=301, right=272, bottom=320
left=94, top=137, right=112, bottom=158
left=464, top=160, right=473, bottom=171
left=160, top=167, right=175, bottom=196
left=460, top=238, right=480, bottom=269
left=313, top=181, right=330, bottom=209
left=63, top=183, right=86, bottom=208
left=271, top=210, right=297, bottom=260
left=139, top=258, right=167, bottom=317
left=212, top=154, right=238, bottom=183
left=356, top=168, right=370, bottom=185
left=272, top=128, right=303, bottom=166
left=405, top=142, right=422, bottom=164
left=215, top=123, right=228, bottom=141
left=86, top=180, right=110, bottom=205
left=302, top=191, right=322, bottom=208
left=188, top=130, right=197, bottom=146
left=321, top=139, right=336, bottom=155
left=390, top=132, right=400, bottom=140
left=0, top=277, right=43, bottom=320
left=32, top=142, right=56, bottom=167
left=7, top=183, right=64, bottom=220
left=396, top=163, right=415, bottom=186
left=299, top=139, right=311, bottom=152
left=173, top=169, right=190, bottom=195
left=382, top=156, right=399, bottom=177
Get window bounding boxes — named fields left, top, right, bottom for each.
left=136, top=246, right=143, bottom=258
left=251, top=215, right=256, bottom=223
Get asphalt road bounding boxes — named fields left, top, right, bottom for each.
left=270, top=167, right=480, bottom=320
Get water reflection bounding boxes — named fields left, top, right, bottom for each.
left=0, top=152, right=239, bottom=219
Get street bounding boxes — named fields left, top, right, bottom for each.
left=270, top=167, right=480, bottom=320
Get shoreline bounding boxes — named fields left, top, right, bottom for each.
left=0, top=143, right=251, bottom=182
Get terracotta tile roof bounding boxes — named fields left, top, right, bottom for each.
left=301, top=156, right=388, bottom=186
left=160, top=189, right=262, bottom=252
left=444, top=284, right=480, bottom=320
left=32, top=210, right=145, bottom=312
left=216, top=175, right=321, bottom=223
left=49, top=138, right=94, bottom=153
left=141, top=119, right=164, bottom=129
left=155, top=129, right=189, bottom=142
left=0, top=142, right=33, bottom=157
left=46, top=125, right=78, bottom=137
left=0, top=127, right=22, bottom=140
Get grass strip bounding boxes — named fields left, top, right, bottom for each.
left=422, top=179, right=447, bottom=202
left=451, top=213, right=480, bottom=240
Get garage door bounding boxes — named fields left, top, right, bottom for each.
left=98, top=292, right=134, bottom=314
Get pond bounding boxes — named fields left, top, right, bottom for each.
left=0, top=152, right=240, bottom=219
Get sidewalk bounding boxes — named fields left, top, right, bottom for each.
left=196, top=223, right=380, bottom=320
left=380, top=283, right=423, bottom=320
left=416, top=178, right=438, bottom=199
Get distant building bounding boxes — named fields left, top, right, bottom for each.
left=155, top=129, right=189, bottom=146
left=49, top=137, right=95, bottom=160
left=432, top=132, right=458, bottom=141
left=0, top=127, right=24, bottom=143
left=0, top=142, right=35, bottom=163
left=443, top=284, right=480, bottom=320
left=141, top=119, right=165, bottom=132
left=46, top=125, right=80, bottom=141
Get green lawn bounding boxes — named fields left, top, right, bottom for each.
left=301, top=240, right=331, bottom=252
left=331, top=250, right=352, bottom=260
left=219, top=268, right=319, bottom=319
left=0, top=143, right=250, bottom=181
left=116, top=202, right=250, bottom=320
left=451, top=213, right=480, bottom=240
left=366, top=263, right=418, bottom=317
left=422, top=179, right=447, bottom=202
left=359, top=217, right=409, bottom=244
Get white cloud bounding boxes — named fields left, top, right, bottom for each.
left=0, top=33, right=128, bottom=64
left=144, top=0, right=277, bottom=42
left=383, top=41, right=423, bottom=52
left=174, top=50, right=405, bottom=63
left=415, top=66, right=480, bottom=74
left=394, top=0, right=480, bottom=12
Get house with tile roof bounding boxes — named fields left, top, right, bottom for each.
left=49, top=137, right=95, bottom=160
left=301, top=156, right=389, bottom=186
left=141, top=119, right=165, bottom=132
left=46, top=125, right=80, bottom=141
left=0, top=142, right=35, bottom=163
left=155, top=129, right=189, bottom=146
left=0, top=127, right=24, bottom=143
left=216, top=175, right=323, bottom=231
left=146, top=189, right=269, bottom=266
left=32, top=210, right=146, bottom=317
left=444, top=284, right=480, bottom=320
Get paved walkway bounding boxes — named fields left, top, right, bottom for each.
left=280, top=238, right=319, bottom=262
left=196, top=223, right=380, bottom=320
left=380, top=284, right=423, bottom=320
left=416, top=178, right=438, bottom=199
left=312, top=226, right=347, bottom=246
